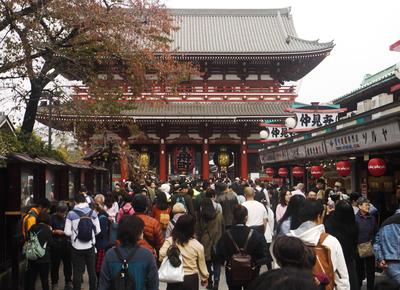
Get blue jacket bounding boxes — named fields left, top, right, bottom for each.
left=96, top=212, right=109, bottom=250
left=373, top=210, right=400, bottom=262
left=98, top=245, right=158, bottom=290
left=355, top=211, right=376, bottom=243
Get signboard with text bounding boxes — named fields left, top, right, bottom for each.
left=294, top=112, right=339, bottom=130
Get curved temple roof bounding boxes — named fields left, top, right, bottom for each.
left=169, top=8, right=334, bottom=56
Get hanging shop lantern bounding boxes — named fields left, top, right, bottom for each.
left=336, top=161, right=351, bottom=177
left=292, top=166, right=305, bottom=178
left=311, top=165, right=324, bottom=178
left=265, top=167, right=275, bottom=177
left=278, top=167, right=289, bottom=178
left=368, top=158, right=386, bottom=177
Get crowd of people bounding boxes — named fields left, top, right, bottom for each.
left=20, top=177, right=400, bottom=290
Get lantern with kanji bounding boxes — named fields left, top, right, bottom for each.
left=278, top=167, right=289, bottom=178
left=336, top=161, right=351, bottom=177
left=311, top=166, right=324, bottom=178
left=368, top=158, right=386, bottom=177
left=265, top=167, right=275, bottom=177
left=139, top=147, right=150, bottom=171
left=213, top=146, right=234, bottom=172
left=292, top=166, right=305, bottom=179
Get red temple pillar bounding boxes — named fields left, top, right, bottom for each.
left=120, top=152, right=128, bottom=182
left=240, top=139, right=248, bottom=180
left=159, top=138, right=167, bottom=182
left=202, top=138, right=209, bottom=180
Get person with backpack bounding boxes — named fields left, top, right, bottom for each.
left=289, top=199, right=350, bottom=290
left=216, top=182, right=239, bottom=229
left=50, top=202, right=72, bottom=290
left=152, top=192, right=172, bottom=235
left=159, top=214, right=209, bottom=290
left=166, top=202, right=187, bottom=239
left=171, top=183, right=195, bottom=216
left=116, top=193, right=135, bottom=223
left=216, top=205, right=266, bottom=290
left=24, top=212, right=54, bottom=290
left=64, top=194, right=101, bottom=290
left=98, top=215, right=159, bottom=290
left=94, top=203, right=109, bottom=278
left=22, top=198, right=51, bottom=241
left=199, top=192, right=225, bottom=290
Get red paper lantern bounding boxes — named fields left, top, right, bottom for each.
left=368, top=158, right=386, bottom=177
left=311, top=166, right=324, bottom=178
left=292, top=166, right=305, bottom=178
left=265, top=167, right=275, bottom=177
left=336, top=161, right=351, bottom=177
left=278, top=167, right=289, bottom=178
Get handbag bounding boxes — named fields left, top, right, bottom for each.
left=357, top=241, right=374, bottom=258
left=158, top=244, right=184, bottom=283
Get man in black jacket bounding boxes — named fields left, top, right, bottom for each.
left=216, top=205, right=266, bottom=290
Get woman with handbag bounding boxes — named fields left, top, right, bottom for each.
left=355, top=197, right=377, bottom=290
left=198, top=192, right=225, bottom=290
left=159, top=214, right=209, bottom=290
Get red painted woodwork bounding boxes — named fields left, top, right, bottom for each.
left=265, top=167, right=274, bottom=177
left=368, top=158, right=386, bottom=177
left=292, top=166, right=304, bottom=178
left=240, top=140, right=248, bottom=180
left=120, top=155, right=128, bottom=181
left=159, top=141, right=167, bottom=182
left=336, top=161, right=351, bottom=177
left=278, top=167, right=289, bottom=178
left=311, top=166, right=324, bottom=178
left=202, top=142, right=209, bottom=180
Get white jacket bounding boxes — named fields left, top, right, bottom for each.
left=288, top=221, right=350, bottom=290
left=264, top=206, right=275, bottom=243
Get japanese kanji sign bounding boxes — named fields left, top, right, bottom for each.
left=264, top=127, right=296, bottom=141
left=295, top=112, right=339, bottom=130
left=173, top=145, right=195, bottom=173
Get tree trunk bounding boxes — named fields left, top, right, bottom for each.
left=21, top=81, right=42, bottom=134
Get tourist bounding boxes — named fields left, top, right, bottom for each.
left=64, top=194, right=101, bottom=290
left=242, top=187, right=268, bottom=235
left=324, top=200, right=359, bottom=290
left=374, top=206, right=400, bottom=284
left=275, top=188, right=291, bottom=222
left=116, top=193, right=135, bottom=223
left=79, top=185, right=94, bottom=206
left=216, top=182, right=239, bottom=229
left=289, top=199, right=350, bottom=290
left=133, top=194, right=164, bottom=254
left=160, top=183, right=172, bottom=202
left=22, top=198, right=51, bottom=240
left=104, top=193, right=119, bottom=244
left=314, top=179, right=326, bottom=200
left=98, top=215, right=159, bottom=290
left=146, top=179, right=157, bottom=204
left=25, top=212, right=54, bottom=290
left=166, top=202, right=187, bottom=238
left=171, top=183, right=195, bottom=216
left=276, top=194, right=305, bottom=236
left=291, top=183, right=306, bottom=197
left=307, top=191, right=318, bottom=200
left=152, top=192, right=172, bottom=234
left=94, top=194, right=105, bottom=208
left=159, top=214, right=209, bottom=290
left=50, top=202, right=72, bottom=290
left=216, top=205, right=265, bottom=290
left=355, top=197, right=377, bottom=290
left=94, top=203, right=109, bottom=278
left=198, top=194, right=225, bottom=290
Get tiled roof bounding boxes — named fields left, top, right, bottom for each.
left=121, top=101, right=292, bottom=118
left=169, top=8, right=334, bottom=55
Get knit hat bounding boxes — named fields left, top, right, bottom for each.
left=172, top=203, right=187, bottom=214
left=160, top=183, right=171, bottom=194
left=132, top=194, right=148, bottom=212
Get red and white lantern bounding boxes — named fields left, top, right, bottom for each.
left=292, top=166, right=305, bottom=179
left=336, top=161, right=351, bottom=177
left=278, top=167, right=289, bottom=178
left=311, top=166, right=324, bottom=178
left=368, top=158, right=386, bottom=177
left=265, top=167, right=275, bottom=177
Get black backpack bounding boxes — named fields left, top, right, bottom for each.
left=111, top=246, right=138, bottom=290
left=73, top=209, right=95, bottom=242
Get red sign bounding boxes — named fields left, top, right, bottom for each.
left=368, top=158, right=386, bottom=177
left=265, top=167, right=275, bottom=177
left=278, top=167, right=289, bottom=178
left=311, top=166, right=324, bottom=178
left=173, top=145, right=195, bottom=174
left=292, top=166, right=304, bottom=178
left=336, top=161, right=351, bottom=177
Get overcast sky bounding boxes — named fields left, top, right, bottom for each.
left=165, top=0, right=400, bottom=103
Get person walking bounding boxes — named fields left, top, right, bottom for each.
left=355, top=197, right=377, bottom=290
left=64, top=194, right=101, bottom=290
left=166, top=202, right=187, bottom=239
left=94, top=203, right=109, bottom=278
left=160, top=214, right=209, bottom=290
left=98, top=215, right=159, bottom=290
left=50, top=203, right=72, bottom=290
left=216, top=183, right=239, bottom=229
left=276, top=195, right=306, bottom=236
left=116, top=193, right=135, bottom=223
left=152, top=192, right=172, bottom=234
left=275, top=188, right=291, bottom=222
left=22, top=198, right=51, bottom=241
left=25, top=212, right=54, bottom=290
left=241, top=187, right=268, bottom=235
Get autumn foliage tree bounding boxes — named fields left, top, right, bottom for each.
left=0, top=0, right=193, bottom=135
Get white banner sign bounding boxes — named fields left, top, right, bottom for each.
left=294, top=112, right=339, bottom=130
left=265, top=127, right=295, bottom=141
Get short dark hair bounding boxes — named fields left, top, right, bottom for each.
left=37, top=198, right=51, bottom=209
left=74, top=194, right=86, bottom=204
left=298, top=199, right=324, bottom=224
left=56, top=202, right=68, bottom=213
left=117, top=215, right=144, bottom=245
left=172, top=214, right=195, bottom=245
left=37, top=212, right=51, bottom=225
left=205, top=189, right=216, bottom=198
left=233, top=205, right=248, bottom=225
left=273, top=236, right=310, bottom=268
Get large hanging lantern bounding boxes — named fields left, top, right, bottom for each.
left=265, top=167, right=275, bottom=177
left=311, top=166, right=324, bottom=178
left=278, top=167, right=289, bottom=178
left=214, top=146, right=234, bottom=172
left=139, top=147, right=150, bottom=171
left=292, top=166, right=305, bottom=179
left=368, top=158, right=386, bottom=177
left=336, top=161, right=351, bottom=177
left=173, top=145, right=195, bottom=174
